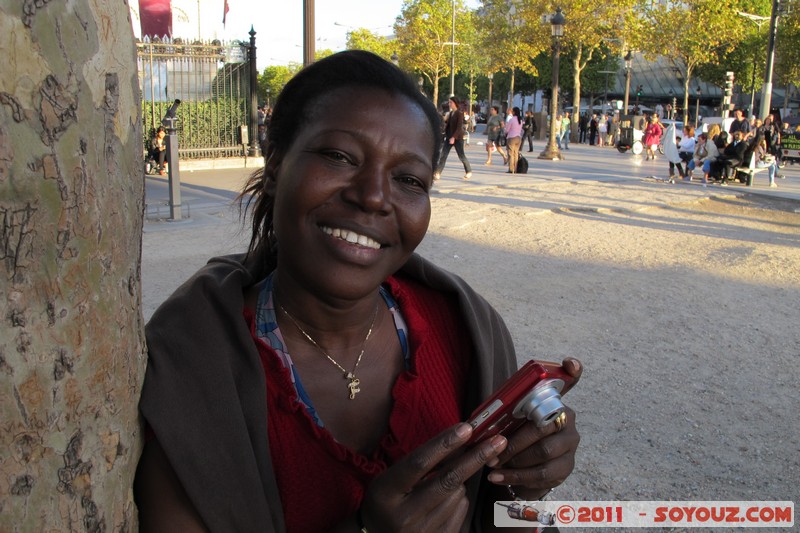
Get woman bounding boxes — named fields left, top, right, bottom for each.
left=597, top=114, right=608, bottom=147
left=149, top=126, right=167, bottom=175
left=706, top=123, right=721, bottom=145
left=643, top=115, right=664, bottom=160
left=135, top=51, right=581, bottom=532
left=504, top=106, right=524, bottom=174
left=754, top=138, right=778, bottom=187
left=485, top=106, right=508, bottom=165
left=698, top=132, right=719, bottom=185
left=669, top=125, right=696, bottom=182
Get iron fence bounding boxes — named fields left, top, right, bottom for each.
left=137, top=37, right=252, bottom=159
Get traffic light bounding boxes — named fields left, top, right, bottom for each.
left=724, top=71, right=734, bottom=97
left=636, top=85, right=643, bottom=97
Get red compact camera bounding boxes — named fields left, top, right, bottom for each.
left=465, top=360, right=577, bottom=446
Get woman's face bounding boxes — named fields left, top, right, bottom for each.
left=269, top=87, right=435, bottom=300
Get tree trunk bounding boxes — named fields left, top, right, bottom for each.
left=0, top=2, right=145, bottom=531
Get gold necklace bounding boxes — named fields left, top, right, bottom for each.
left=278, top=301, right=379, bottom=400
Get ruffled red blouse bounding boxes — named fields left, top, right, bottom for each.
left=246, top=274, right=472, bottom=532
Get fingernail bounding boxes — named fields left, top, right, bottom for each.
left=490, top=435, right=506, bottom=451
left=488, top=472, right=504, bottom=483
left=455, top=423, right=471, bottom=439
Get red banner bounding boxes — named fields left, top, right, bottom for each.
left=138, top=0, right=172, bottom=38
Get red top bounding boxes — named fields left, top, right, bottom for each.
left=247, top=274, right=472, bottom=532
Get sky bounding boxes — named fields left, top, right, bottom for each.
left=130, top=0, right=403, bottom=70
left=130, top=0, right=479, bottom=70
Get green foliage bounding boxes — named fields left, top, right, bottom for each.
left=258, top=64, right=303, bottom=108
left=395, top=0, right=470, bottom=106
left=346, top=29, right=395, bottom=60
left=142, top=98, right=248, bottom=150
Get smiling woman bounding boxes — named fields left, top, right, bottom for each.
left=134, top=50, right=582, bottom=533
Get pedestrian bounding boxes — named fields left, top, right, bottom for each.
left=579, top=112, right=589, bottom=143
left=589, top=113, right=598, bottom=145
left=560, top=112, right=571, bottom=150
left=134, top=49, right=582, bottom=532
left=433, top=97, right=472, bottom=180
left=597, top=114, right=608, bottom=147
left=504, top=106, right=524, bottom=173
left=643, top=114, right=663, bottom=160
left=484, top=105, right=508, bottom=165
left=522, top=110, right=537, bottom=152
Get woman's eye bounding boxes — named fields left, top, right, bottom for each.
left=321, top=150, right=352, bottom=164
left=396, top=175, right=427, bottom=190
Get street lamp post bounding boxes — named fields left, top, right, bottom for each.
left=695, top=86, right=701, bottom=128
left=488, top=72, right=493, bottom=111
left=247, top=26, right=260, bottom=157
left=450, top=0, right=456, bottom=97
left=538, top=7, right=565, bottom=161
left=266, top=88, right=271, bottom=109
left=599, top=70, right=616, bottom=114
left=760, top=0, right=780, bottom=120
left=623, top=51, right=632, bottom=115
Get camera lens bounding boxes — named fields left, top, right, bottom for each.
left=514, top=379, right=565, bottom=427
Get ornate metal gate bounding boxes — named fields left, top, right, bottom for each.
left=137, top=37, right=251, bottom=158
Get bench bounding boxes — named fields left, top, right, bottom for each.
left=733, top=153, right=769, bottom=187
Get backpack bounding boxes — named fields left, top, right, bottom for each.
left=516, top=155, right=529, bottom=174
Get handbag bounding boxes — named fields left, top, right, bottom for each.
left=498, top=129, right=508, bottom=147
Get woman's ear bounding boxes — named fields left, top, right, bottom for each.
left=262, top=147, right=282, bottom=197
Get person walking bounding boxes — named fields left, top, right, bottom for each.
left=484, top=106, right=508, bottom=166
left=579, top=112, right=589, bottom=143
left=643, top=114, right=663, bottom=160
left=589, top=113, right=598, bottom=145
left=597, top=114, right=608, bottom=147
left=559, top=112, right=571, bottom=150
left=433, top=97, right=472, bottom=180
left=504, top=106, right=524, bottom=174
left=522, top=111, right=537, bottom=152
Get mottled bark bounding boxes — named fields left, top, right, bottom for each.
left=0, top=1, right=144, bottom=531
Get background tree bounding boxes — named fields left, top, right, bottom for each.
left=547, top=0, right=638, bottom=137
left=455, top=10, right=487, bottom=114
left=395, top=0, right=470, bottom=107
left=258, top=64, right=303, bottom=107
left=642, top=0, right=744, bottom=118
left=0, top=1, right=145, bottom=530
left=346, top=28, right=396, bottom=59
left=477, top=0, right=548, bottom=110
left=775, top=6, right=800, bottom=113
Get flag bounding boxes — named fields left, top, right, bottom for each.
left=223, top=0, right=230, bottom=26
left=138, top=0, right=172, bottom=38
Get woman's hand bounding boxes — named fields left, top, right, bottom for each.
left=487, top=357, right=583, bottom=499
left=359, top=423, right=507, bottom=533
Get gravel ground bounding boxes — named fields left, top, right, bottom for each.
left=143, top=179, right=800, bottom=529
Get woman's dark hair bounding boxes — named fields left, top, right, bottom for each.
left=512, top=106, right=521, bottom=124
left=239, top=50, right=443, bottom=258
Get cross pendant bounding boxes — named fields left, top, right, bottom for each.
left=347, top=376, right=361, bottom=400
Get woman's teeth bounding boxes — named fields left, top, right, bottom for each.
left=321, top=226, right=381, bottom=250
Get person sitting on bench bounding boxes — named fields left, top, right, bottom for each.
left=711, top=131, right=747, bottom=184
left=149, top=127, right=168, bottom=175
